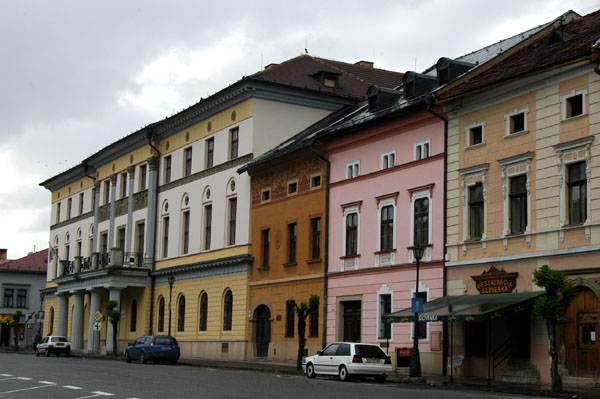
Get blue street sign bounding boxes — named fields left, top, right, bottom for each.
left=411, top=297, right=424, bottom=313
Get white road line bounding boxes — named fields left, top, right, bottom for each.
left=0, top=375, right=11, bottom=377
left=73, top=392, right=115, bottom=399
left=38, top=381, right=56, bottom=385
left=63, top=385, right=83, bottom=389
left=0, top=378, right=18, bottom=381
left=16, top=377, right=32, bottom=380
left=0, top=384, right=56, bottom=395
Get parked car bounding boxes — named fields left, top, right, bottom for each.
left=125, top=335, right=180, bottom=364
left=303, top=342, right=392, bottom=382
left=35, top=335, right=71, bottom=357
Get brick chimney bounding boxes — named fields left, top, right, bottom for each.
left=0, top=249, right=7, bottom=260
left=355, top=60, right=374, bottom=68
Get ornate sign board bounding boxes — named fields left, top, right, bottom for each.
left=471, top=266, right=518, bottom=295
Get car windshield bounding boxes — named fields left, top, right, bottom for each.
left=155, top=337, right=176, bottom=345
left=51, top=337, right=68, bottom=343
left=355, top=345, right=387, bottom=358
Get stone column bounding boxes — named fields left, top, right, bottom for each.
left=86, top=289, right=102, bottom=353
left=71, top=291, right=85, bottom=350
left=74, top=256, right=82, bottom=273
left=125, top=166, right=136, bottom=259
left=57, top=293, right=69, bottom=336
left=105, top=288, right=121, bottom=354
left=144, top=156, right=159, bottom=269
left=92, top=181, right=101, bottom=254
left=108, top=174, right=117, bottom=250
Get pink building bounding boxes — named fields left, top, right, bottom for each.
left=317, top=83, right=446, bottom=373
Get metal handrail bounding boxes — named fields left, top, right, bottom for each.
left=492, top=336, right=512, bottom=380
left=82, top=257, right=92, bottom=271
left=99, top=252, right=111, bottom=268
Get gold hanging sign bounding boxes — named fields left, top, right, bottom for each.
left=471, top=266, right=518, bottom=295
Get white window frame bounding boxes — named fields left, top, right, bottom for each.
left=376, top=284, right=393, bottom=342
left=560, top=88, right=587, bottom=121
left=377, top=197, right=396, bottom=252
left=261, top=187, right=271, bottom=204
left=287, top=179, right=298, bottom=197
left=465, top=121, right=486, bottom=148
left=414, top=139, right=431, bottom=161
left=504, top=107, right=529, bottom=137
left=410, top=281, right=430, bottom=342
left=180, top=194, right=190, bottom=256
left=381, top=151, right=396, bottom=170
left=459, top=164, right=489, bottom=251
left=346, top=161, right=360, bottom=179
left=310, top=172, right=322, bottom=190
left=409, top=188, right=432, bottom=261
left=341, top=205, right=360, bottom=271
left=498, top=153, right=532, bottom=241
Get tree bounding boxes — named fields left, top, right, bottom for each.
left=9, top=311, right=22, bottom=352
left=532, top=265, right=577, bottom=392
left=104, top=300, right=120, bottom=357
left=292, top=294, right=320, bottom=371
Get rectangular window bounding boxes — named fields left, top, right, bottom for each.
left=121, top=172, right=127, bottom=198
left=287, top=180, right=298, bottom=196
left=16, top=289, right=27, bottom=308
left=261, top=188, right=271, bottom=203
left=65, top=245, right=70, bottom=262
left=285, top=300, right=295, bottom=338
left=382, top=151, right=395, bottom=169
left=261, top=229, right=270, bottom=267
left=311, top=217, right=321, bottom=260
left=568, top=162, right=587, bottom=224
left=56, top=202, right=61, bottom=224
left=415, top=141, right=430, bottom=160
left=206, top=138, right=214, bottom=169
left=184, top=147, right=192, bottom=177
left=510, top=113, right=525, bottom=134
left=204, top=205, right=212, bottom=250
left=136, top=222, right=145, bottom=256
left=139, top=164, right=147, bottom=191
left=378, top=294, right=391, bottom=339
left=309, top=306, right=319, bottom=338
left=414, top=198, right=429, bottom=246
left=3, top=288, right=14, bottom=307
left=510, top=175, right=527, bottom=233
left=67, top=198, right=72, bottom=220
left=117, top=227, right=126, bottom=250
left=346, top=162, right=360, bottom=179
left=182, top=211, right=190, bottom=254
left=566, top=94, right=583, bottom=118
left=228, top=198, right=237, bottom=246
left=380, top=205, right=394, bottom=251
left=469, top=126, right=483, bottom=146
left=164, top=155, right=172, bottom=184
left=100, top=232, right=108, bottom=254
left=162, top=217, right=169, bottom=258
left=311, top=174, right=321, bottom=189
left=469, top=184, right=484, bottom=240
left=79, top=193, right=84, bottom=216
left=345, top=212, right=358, bottom=256
left=77, top=241, right=82, bottom=257
left=288, top=223, right=297, bottom=263
left=230, top=128, right=239, bottom=160
left=104, top=180, right=110, bottom=204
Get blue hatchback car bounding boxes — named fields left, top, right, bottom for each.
left=125, top=335, right=180, bottom=365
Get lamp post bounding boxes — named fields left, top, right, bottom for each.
left=409, top=245, right=425, bottom=378
left=168, top=275, right=175, bottom=336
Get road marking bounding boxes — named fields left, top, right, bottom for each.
left=0, top=384, right=56, bottom=394
left=16, top=377, right=32, bottom=380
left=63, top=385, right=83, bottom=389
left=0, top=375, right=11, bottom=377
left=0, top=378, right=18, bottom=381
left=38, top=381, right=56, bottom=385
left=73, top=392, right=115, bottom=399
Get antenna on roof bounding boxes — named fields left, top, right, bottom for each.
left=305, top=39, right=308, bottom=54
left=261, top=54, right=263, bottom=69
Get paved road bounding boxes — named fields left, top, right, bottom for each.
left=0, top=353, right=548, bottom=399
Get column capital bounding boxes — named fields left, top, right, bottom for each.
left=147, top=156, right=160, bottom=171
left=110, top=174, right=118, bottom=186
left=127, top=165, right=136, bottom=177
left=94, top=180, right=101, bottom=190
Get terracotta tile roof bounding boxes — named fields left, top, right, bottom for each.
left=248, top=54, right=404, bottom=100
left=437, top=9, right=600, bottom=102
left=0, top=249, right=48, bottom=273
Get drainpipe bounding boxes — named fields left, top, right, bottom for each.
left=592, top=39, right=600, bottom=75
left=148, top=130, right=161, bottom=335
left=82, top=161, right=96, bottom=183
left=310, top=145, right=330, bottom=350
left=426, top=94, right=449, bottom=376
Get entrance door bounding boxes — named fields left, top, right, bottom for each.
left=566, top=287, right=600, bottom=377
left=342, top=301, right=361, bottom=342
left=255, top=305, right=271, bottom=358
left=0, top=324, right=10, bottom=347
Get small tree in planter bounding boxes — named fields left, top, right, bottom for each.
left=9, top=311, right=22, bottom=352
left=532, top=265, right=577, bottom=392
left=104, top=300, right=121, bottom=357
left=292, top=294, right=320, bottom=371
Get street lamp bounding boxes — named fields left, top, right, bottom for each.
left=168, top=275, right=175, bottom=336
left=408, top=245, right=425, bottom=378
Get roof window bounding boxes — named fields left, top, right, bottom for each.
left=312, top=71, right=341, bottom=88
left=402, top=72, right=437, bottom=99
left=367, top=85, right=402, bottom=112
left=435, top=58, right=475, bottom=86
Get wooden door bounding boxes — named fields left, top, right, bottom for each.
left=566, top=287, right=600, bottom=377
left=255, top=305, right=271, bottom=358
left=342, top=301, right=361, bottom=342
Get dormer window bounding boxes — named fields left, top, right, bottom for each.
left=324, top=77, right=336, bottom=88
left=312, top=71, right=340, bottom=88
left=404, top=80, right=415, bottom=98
left=435, top=57, right=475, bottom=86
left=402, top=72, right=436, bottom=99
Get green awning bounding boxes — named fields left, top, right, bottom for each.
left=384, top=291, right=544, bottom=323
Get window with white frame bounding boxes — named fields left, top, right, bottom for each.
left=414, top=140, right=430, bottom=160
left=410, top=188, right=432, bottom=249
left=343, top=206, right=359, bottom=257
left=499, top=152, right=532, bottom=236
left=560, top=88, right=587, bottom=120
left=378, top=197, right=396, bottom=252
left=346, top=161, right=360, bottom=179
left=459, top=164, right=488, bottom=242
left=261, top=187, right=271, bottom=204
left=504, top=107, right=529, bottom=136
left=287, top=179, right=298, bottom=196
left=381, top=151, right=396, bottom=170
left=465, top=121, right=486, bottom=147
left=310, top=173, right=322, bottom=190
left=377, top=285, right=393, bottom=341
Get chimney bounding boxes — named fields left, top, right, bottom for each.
left=264, top=63, right=279, bottom=71
left=0, top=249, right=7, bottom=260
left=355, top=60, right=374, bottom=68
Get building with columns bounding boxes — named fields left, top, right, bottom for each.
left=39, top=55, right=403, bottom=359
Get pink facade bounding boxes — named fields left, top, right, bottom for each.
left=323, top=109, right=446, bottom=372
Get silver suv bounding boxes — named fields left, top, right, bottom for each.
left=36, top=335, right=71, bottom=357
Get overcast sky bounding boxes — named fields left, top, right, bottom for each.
left=1, top=0, right=598, bottom=259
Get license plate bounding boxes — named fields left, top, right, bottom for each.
left=161, top=347, right=171, bottom=350
left=366, top=359, right=380, bottom=364
left=57, top=343, right=64, bottom=347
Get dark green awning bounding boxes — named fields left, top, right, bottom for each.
left=384, top=291, right=544, bottom=323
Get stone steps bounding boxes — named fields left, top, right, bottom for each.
left=495, top=359, right=540, bottom=384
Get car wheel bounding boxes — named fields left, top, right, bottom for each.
left=338, top=365, right=349, bottom=381
left=125, top=351, right=131, bottom=363
left=306, top=363, right=316, bottom=379
left=170, top=359, right=177, bottom=365
left=140, top=351, right=147, bottom=364
left=375, top=375, right=387, bottom=383
left=45, top=349, right=50, bottom=357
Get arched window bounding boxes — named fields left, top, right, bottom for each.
left=158, top=297, right=165, bottom=333
left=49, top=307, right=55, bottom=335
left=199, top=292, right=208, bottom=331
left=130, top=300, right=137, bottom=332
left=223, top=290, right=233, bottom=331
left=177, top=295, right=186, bottom=332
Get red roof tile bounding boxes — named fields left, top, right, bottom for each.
left=0, top=249, right=48, bottom=273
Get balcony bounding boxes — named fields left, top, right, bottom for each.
left=59, top=249, right=148, bottom=277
